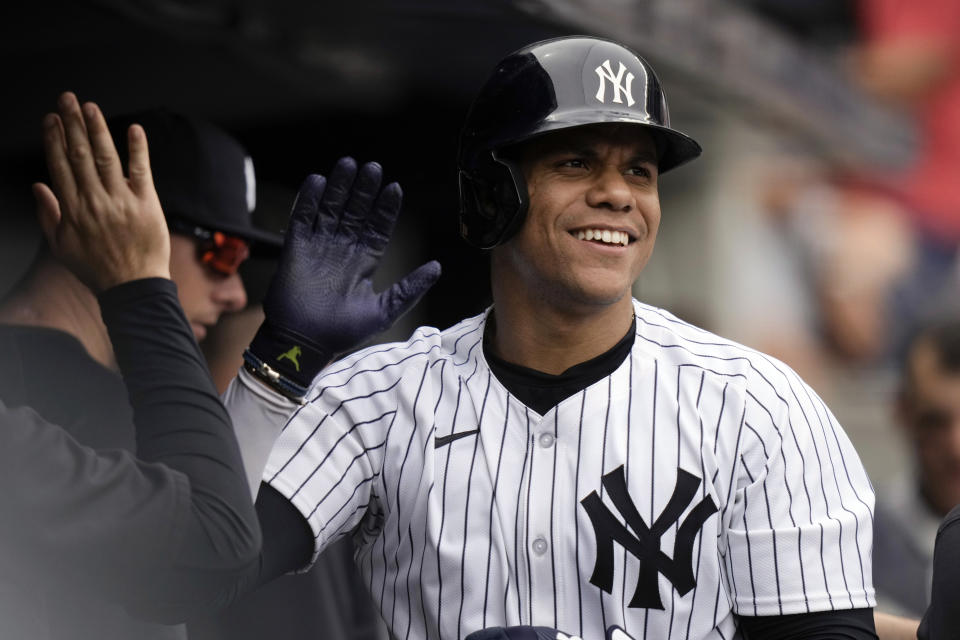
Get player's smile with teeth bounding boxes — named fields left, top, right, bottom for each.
left=571, top=228, right=632, bottom=246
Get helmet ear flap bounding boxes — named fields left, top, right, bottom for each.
left=458, top=152, right=529, bottom=249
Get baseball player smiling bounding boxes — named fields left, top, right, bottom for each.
left=227, top=36, right=877, bottom=640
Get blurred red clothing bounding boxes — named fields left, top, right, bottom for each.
left=861, top=0, right=960, bottom=242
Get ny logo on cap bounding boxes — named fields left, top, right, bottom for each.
left=594, top=59, right=635, bottom=107
left=580, top=465, right=717, bottom=609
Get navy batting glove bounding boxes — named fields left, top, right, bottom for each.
left=249, top=157, right=441, bottom=390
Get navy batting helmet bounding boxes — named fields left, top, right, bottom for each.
left=458, top=36, right=702, bottom=249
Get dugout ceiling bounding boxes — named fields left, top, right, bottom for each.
left=2, top=0, right=910, bottom=167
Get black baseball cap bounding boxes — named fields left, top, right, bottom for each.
left=108, top=109, right=283, bottom=255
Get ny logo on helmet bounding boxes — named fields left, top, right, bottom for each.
left=594, top=59, right=635, bottom=107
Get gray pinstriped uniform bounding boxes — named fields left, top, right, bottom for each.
left=227, top=298, right=875, bottom=640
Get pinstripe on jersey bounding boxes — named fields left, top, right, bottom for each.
left=237, top=298, right=875, bottom=640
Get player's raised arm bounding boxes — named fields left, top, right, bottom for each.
left=242, top=157, right=441, bottom=401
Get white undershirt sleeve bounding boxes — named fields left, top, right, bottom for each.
left=222, top=367, right=300, bottom=498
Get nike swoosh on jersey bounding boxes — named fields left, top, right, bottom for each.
left=434, top=428, right=480, bottom=448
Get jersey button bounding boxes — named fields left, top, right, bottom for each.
left=531, top=537, right=549, bottom=555
left=538, top=432, right=555, bottom=448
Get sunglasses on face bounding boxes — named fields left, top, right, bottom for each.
left=168, top=219, right=250, bottom=276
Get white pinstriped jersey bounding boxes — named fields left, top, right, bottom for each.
left=230, top=298, right=875, bottom=640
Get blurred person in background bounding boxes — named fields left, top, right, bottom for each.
left=873, top=315, right=960, bottom=619
left=104, top=107, right=284, bottom=343
left=0, top=95, right=278, bottom=640
left=0, top=91, right=264, bottom=639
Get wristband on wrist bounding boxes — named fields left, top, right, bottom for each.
left=248, top=321, right=331, bottom=388
left=242, top=349, right=309, bottom=402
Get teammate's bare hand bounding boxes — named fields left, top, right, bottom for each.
left=33, top=91, right=170, bottom=293
left=250, top=157, right=441, bottom=389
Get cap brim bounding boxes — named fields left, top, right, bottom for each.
left=224, top=224, right=283, bottom=257
left=171, top=214, right=284, bottom=256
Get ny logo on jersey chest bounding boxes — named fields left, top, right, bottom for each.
left=580, top=465, right=718, bottom=609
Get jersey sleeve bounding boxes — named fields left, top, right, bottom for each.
left=260, top=404, right=378, bottom=566
left=255, top=354, right=409, bottom=567
left=722, top=370, right=875, bottom=617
